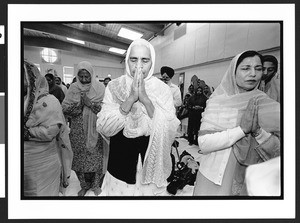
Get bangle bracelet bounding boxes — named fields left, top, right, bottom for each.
left=252, top=128, right=262, bottom=137
left=119, top=105, right=129, bottom=115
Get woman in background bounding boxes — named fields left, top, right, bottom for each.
left=62, top=61, right=105, bottom=196
left=24, top=61, right=72, bottom=196
left=193, top=51, right=280, bottom=196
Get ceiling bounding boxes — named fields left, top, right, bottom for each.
left=23, top=22, right=172, bottom=63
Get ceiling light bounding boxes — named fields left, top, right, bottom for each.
left=109, top=47, right=126, bottom=55
left=66, top=37, right=85, bottom=45
left=118, top=27, right=143, bottom=41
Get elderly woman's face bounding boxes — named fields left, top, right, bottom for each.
left=78, top=69, right=91, bottom=84
left=235, top=55, right=263, bottom=93
left=128, top=45, right=152, bottom=79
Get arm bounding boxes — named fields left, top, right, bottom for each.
left=173, top=86, right=182, bottom=107
left=198, top=126, right=245, bottom=154
left=254, top=129, right=280, bottom=161
left=62, top=101, right=83, bottom=117
left=249, top=98, right=280, bottom=161
left=28, top=124, right=61, bottom=142
left=89, top=102, right=102, bottom=114
left=81, top=93, right=102, bottom=114
left=138, top=71, right=155, bottom=118
left=139, top=97, right=155, bottom=119
left=96, top=87, right=126, bottom=137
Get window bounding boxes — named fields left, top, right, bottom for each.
left=41, top=48, right=57, bottom=63
left=63, top=66, right=74, bottom=84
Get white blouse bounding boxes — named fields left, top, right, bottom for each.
left=198, top=126, right=271, bottom=185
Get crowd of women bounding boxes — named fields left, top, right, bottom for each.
left=23, top=38, right=281, bottom=197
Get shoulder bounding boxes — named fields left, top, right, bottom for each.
left=151, top=76, right=170, bottom=90
left=170, top=83, right=179, bottom=88
left=107, top=76, right=124, bottom=90
left=39, top=94, right=61, bottom=109
left=147, top=76, right=172, bottom=97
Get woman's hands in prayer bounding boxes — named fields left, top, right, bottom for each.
left=120, top=67, right=154, bottom=118
left=129, top=67, right=150, bottom=105
left=81, top=92, right=92, bottom=108
left=240, top=97, right=261, bottom=135
left=129, top=67, right=140, bottom=103
left=138, top=69, right=150, bottom=105
left=251, top=101, right=261, bottom=136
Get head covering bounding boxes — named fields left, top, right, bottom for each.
left=24, top=61, right=72, bottom=191
left=62, top=61, right=105, bottom=152
left=97, top=39, right=180, bottom=187
left=199, top=52, right=280, bottom=185
left=24, top=62, right=49, bottom=116
left=125, top=38, right=155, bottom=81
left=160, top=66, right=174, bottom=79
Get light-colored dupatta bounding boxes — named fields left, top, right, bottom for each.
left=105, top=39, right=180, bottom=187
left=62, top=61, right=105, bottom=152
left=24, top=61, right=73, bottom=190
left=199, top=52, right=280, bottom=184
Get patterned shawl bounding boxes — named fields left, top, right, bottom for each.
left=24, top=61, right=73, bottom=187
left=62, top=61, right=105, bottom=152
left=99, top=39, right=180, bottom=187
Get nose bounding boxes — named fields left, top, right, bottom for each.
left=135, top=59, right=143, bottom=69
left=249, top=68, right=256, bottom=77
left=263, top=69, right=268, bottom=75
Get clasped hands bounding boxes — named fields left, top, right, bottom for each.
left=240, top=97, right=261, bottom=136
left=81, top=92, right=92, bottom=108
left=129, top=67, right=149, bottom=105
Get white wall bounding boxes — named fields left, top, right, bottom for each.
left=25, top=22, right=281, bottom=90
left=151, top=23, right=281, bottom=95
left=24, top=45, right=125, bottom=82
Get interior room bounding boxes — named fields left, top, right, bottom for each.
left=23, top=22, right=281, bottom=197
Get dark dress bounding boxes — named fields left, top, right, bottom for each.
left=108, top=129, right=150, bottom=184
left=63, top=101, right=103, bottom=191
left=187, top=94, right=207, bottom=145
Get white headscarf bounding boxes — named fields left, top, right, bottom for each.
left=125, top=38, right=156, bottom=81
left=97, top=39, right=180, bottom=187
left=199, top=52, right=280, bottom=184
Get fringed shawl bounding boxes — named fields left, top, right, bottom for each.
left=97, top=39, right=180, bottom=187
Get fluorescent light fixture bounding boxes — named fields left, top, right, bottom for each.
left=118, top=27, right=143, bottom=41
left=109, top=47, right=126, bottom=55
left=66, top=37, right=85, bottom=45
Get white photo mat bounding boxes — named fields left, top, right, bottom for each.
left=8, top=4, right=295, bottom=219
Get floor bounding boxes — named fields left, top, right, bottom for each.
left=60, top=131, right=203, bottom=197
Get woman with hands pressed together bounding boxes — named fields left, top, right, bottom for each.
left=193, top=51, right=280, bottom=196
left=62, top=61, right=105, bottom=196
left=97, top=39, right=180, bottom=196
